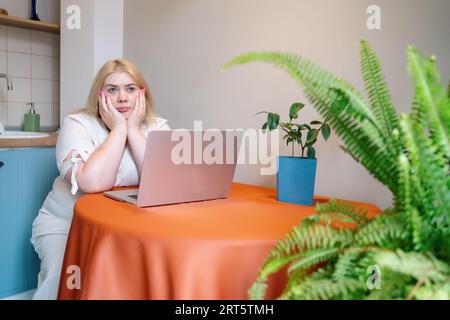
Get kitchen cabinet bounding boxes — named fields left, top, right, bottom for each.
left=0, top=148, right=59, bottom=298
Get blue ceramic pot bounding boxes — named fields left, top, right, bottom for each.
left=277, top=156, right=317, bottom=206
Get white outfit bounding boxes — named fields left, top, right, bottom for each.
left=30, top=112, right=170, bottom=300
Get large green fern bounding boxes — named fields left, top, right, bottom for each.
left=223, top=40, right=450, bottom=299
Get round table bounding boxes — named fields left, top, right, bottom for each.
left=57, top=183, right=380, bottom=300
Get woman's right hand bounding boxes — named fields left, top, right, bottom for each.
left=99, top=91, right=127, bottom=133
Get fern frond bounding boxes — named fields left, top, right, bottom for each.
left=288, top=248, right=342, bottom=275
left=250, top=224, right=354, bottom=298
left=268, top=224, right=353, bottom=261
left=399, top=115, right=442, bottom=217
left=407, top=46, right=450, bottom=161
left=332, top=251, right=360, bottom=281
left=375, top=250, right=450, bottom=284
left=396, top=153, right=424, bottom=251
left=359, top=40, right=399, bottom=133
left=412, top=279, right=450, bottom=300
left=305, top=199, right=369, bottom=228
left=400, top=114, right=450, bottom=254
left=396, top=153, right=413, bottom=213
left=223, top=52, right=371, bottom=119
left=365, top=269, right=414, bottom=300
left=354, top=213, right=407, bottom=248
left=248, top=279, right=268, bottom=300
left=282, top=278, right=367, bottom=300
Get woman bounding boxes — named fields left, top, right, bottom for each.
left=30, top=59, right=170, bottom=300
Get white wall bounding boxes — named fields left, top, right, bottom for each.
left=123, top=0, right=450, bottom=209
left=93, top=0, right=124, bottom=73
left=60, top=0, right=123, bottom=122
left=60, top=0, right=94, bottom=123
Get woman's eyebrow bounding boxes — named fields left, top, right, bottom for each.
left=104, top=83, right=137, bottom=87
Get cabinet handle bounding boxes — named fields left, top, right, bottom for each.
left=0, top=161, right=4, bottom=168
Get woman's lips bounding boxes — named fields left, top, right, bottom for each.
left=116, top=108, right=130, bottom=113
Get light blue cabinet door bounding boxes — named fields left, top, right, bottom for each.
left=0, top=148, right=59, bottom=298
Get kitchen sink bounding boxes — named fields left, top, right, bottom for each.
left=0, top=131, right=49, bottom=139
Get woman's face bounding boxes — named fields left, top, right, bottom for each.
left=102, top=71, right=141, bottom=119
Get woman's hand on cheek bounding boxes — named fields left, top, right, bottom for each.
left=99, top=91, right=127, bottom=133
left=127, top=89, right=146, bottom=130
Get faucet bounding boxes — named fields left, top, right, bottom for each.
left=0, top=73, right=13, bottom=135
left=0, top=73, right=13, bottom=90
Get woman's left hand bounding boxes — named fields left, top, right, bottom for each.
left=127, top=88, right=146, bottom=130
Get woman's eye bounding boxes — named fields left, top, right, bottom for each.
left=107, top=88, right=118, bottom=94
left=127, top=87, right=137, bottom=92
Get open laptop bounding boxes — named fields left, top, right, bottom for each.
left=104, top=130, right=238, bottom=207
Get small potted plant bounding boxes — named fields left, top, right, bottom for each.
left=258, top=102, right=333, bottom=205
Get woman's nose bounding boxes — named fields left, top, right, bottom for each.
left=118, top=89, right=128, bottom=101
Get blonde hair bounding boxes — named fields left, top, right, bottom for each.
left=71, top=58, right=155, bottom=125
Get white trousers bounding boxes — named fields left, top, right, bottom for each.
left=31, top=234, right=68, bottom=300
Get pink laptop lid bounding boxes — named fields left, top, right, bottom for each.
left=136, top=130, right=238, bottom=207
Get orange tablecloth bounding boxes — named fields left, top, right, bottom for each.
left=57, top=183, right=380, bottom=300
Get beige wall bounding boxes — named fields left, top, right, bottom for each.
left=123, top=0, right=450, bottom=209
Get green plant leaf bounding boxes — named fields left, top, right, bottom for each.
left=287, top=137, right=293, bottom=145
left=268, top=112, right=280, bottom=130
left=306, top=129, right=319, bottom=145
left=306, top=141, right=317, bottom=148
left=290, top=102, right=305, bottom=121
left=305, top=140, right=317, bottom=148
left=296, top=132, right=302, bottom=144
left=307, top=147, right=316, bottom=158
left=261, top=122, right=268, bottom=133
left=322, top=123, right=331, bottom=141
left=311, top=120, right=322, bottom=125
left=301, top=124, right=312, bottom=130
